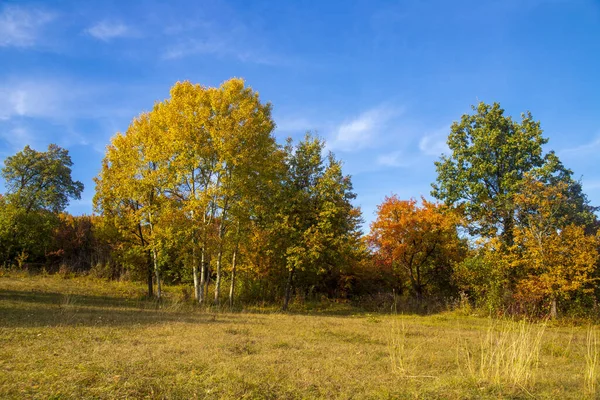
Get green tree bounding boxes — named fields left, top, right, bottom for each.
left=0, top=196, right=57, bottom=265
left=1, top=144, right=83, bottom=265
left=278, top=134, right=363, bottom=310
left=2, top=144, right=84, bottom=213
left=432, top=102, right=591, bottom=246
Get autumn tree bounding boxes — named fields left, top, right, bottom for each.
left=509, top=175, right=599, bottom=318
left=95, top=78, right=281, bottom=302
left=152, top=81, right=215, bottom=302
left=48, top=214, right=95, bottom=271
left=369, top=196, right=465, bottom=303
left=452, top=240, right=510, bottom=314
left=431, top=102, right=590, bottom=246
left=202, top=79, right=279, bottom=305
left=224, top=148, right=285, bottom=307
left=94, top=112, right=174, bottom=298
left=153, top=79, right=279, bottom=304
left=454, top=175, right=600, bottom=317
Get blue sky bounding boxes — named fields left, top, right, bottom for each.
left=1, top=0, right=599, bottom=230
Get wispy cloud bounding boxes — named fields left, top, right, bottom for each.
left=163, top=37, right=281, bottom=65
left=0, top=81, right=63, bottom=119
left=376, top=151, right=410, bottom=167
left=419, top=127, right=450, bottom=156
left=160, top=13, right=285, bottom=66
left=0, top=126, right=36, bottom=151
left=86, top=20, right=133, bottom=41
left=375, top=150, right=428, bottom=168
left=162, top=38, right=224, bottom=60
left=274, top=116, right=315, bottom=134
left=584, top=180, right=600, bottom=190
left=327, top=105, right=402, bottom=152
left=0, top=78, right=141, bottom=121
left=372, top=125, right=450, bottom=169
left=0, top=77, right=169, bottom=158
left=561, top=135, right=600, bottom=156
left=0, top=5, right=55, bottom=48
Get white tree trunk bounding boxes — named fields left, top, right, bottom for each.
left=199, top=245, right=206, bottom=304
left=214, top=221, right=225, bottom=305
left=228, top=247, right=237, bottom=308
left=152, top=246, right=161, bottom=299
left=192, top=244, right=200, bottom=301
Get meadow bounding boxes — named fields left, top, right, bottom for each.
left=0, top=272, right=598, bottom=399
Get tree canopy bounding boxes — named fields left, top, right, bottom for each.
left=431, top=102, right=592, bottom=246
left=0, top=144, right=83, bottom=266
left=2, top=144, right=84, bottom=213
left=1, top=84, right=598, bottom=318
left=369, top=196, right=465, bottom=302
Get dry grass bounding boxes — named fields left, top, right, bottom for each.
left=0, top=272, right=596, bottom=399
left=460, top=319, right=546, bottom=391
left=585, top=325, right=599, bottom=398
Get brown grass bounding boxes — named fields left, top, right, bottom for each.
left=0, top=272, right=595, bottom=399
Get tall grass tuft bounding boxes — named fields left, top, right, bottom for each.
left=388, top=319, right=409, bottom=375
left=388, top=319, right=436, bottom=379
left=585, top=325, right=598, bottom=397
left=462, top=319, right=545, bottom=390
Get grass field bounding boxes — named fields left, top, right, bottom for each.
left=0, top=272, right=597, bottom=399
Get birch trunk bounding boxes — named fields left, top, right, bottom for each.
left=199, top=245, right=206, bottom=304
left=283, top=266, right=295, bottom=311
left=152, top=246, right=161, bottom=299
left=147, top=254, right=153, bottom=298
left=192, top=244, right=200, bottom=301
left=138, top=223, right=153, bottom=298
left=228, top=246, right=238, bottom=308
left=214, top=221, right=224, bottom=305
left=550, top=296, right=558, bottom=319
left=191, top=174, right=200, bottom=302
left=148, top=214, right=161, bottom=299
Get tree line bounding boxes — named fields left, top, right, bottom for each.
left=1, top=79, right=598, bottom=317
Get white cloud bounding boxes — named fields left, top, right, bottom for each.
left=0, top=80, right=76, bottom=120
left=160, top=14, right=286, bottom=66
left=162, top=37, right=281, bottom=65
left=376, top=151, right=411, bottom=167
left=86, top=20, right=132, bottom=41
left=561, top=135, right=600, bottom=156
left=584, top=180, right=600, bottom=190
left=0, top=126, right=38, bottom=151
left=0, top=78, right=169, bottom=158
left=328, top=105, right=402, bottom=152
left=0, top=5, right=55, bottom=47
left=0, top=78, right=143, bottom=121
left=0, top=81, right=65, bottom=119
left=274, top=116, right=314, bottom=133
left=374, top=126, right=450, bottom=169
left=162, top=38, right=223, bottom=60
left=419, top=127, right=450, bottom=156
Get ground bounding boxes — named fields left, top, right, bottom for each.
left=0, top=272, right=596, bottom=399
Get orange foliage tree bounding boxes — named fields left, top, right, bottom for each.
left=368, top=196, right=465, bottom=302
left=509, top=175, right=599, bottom=317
